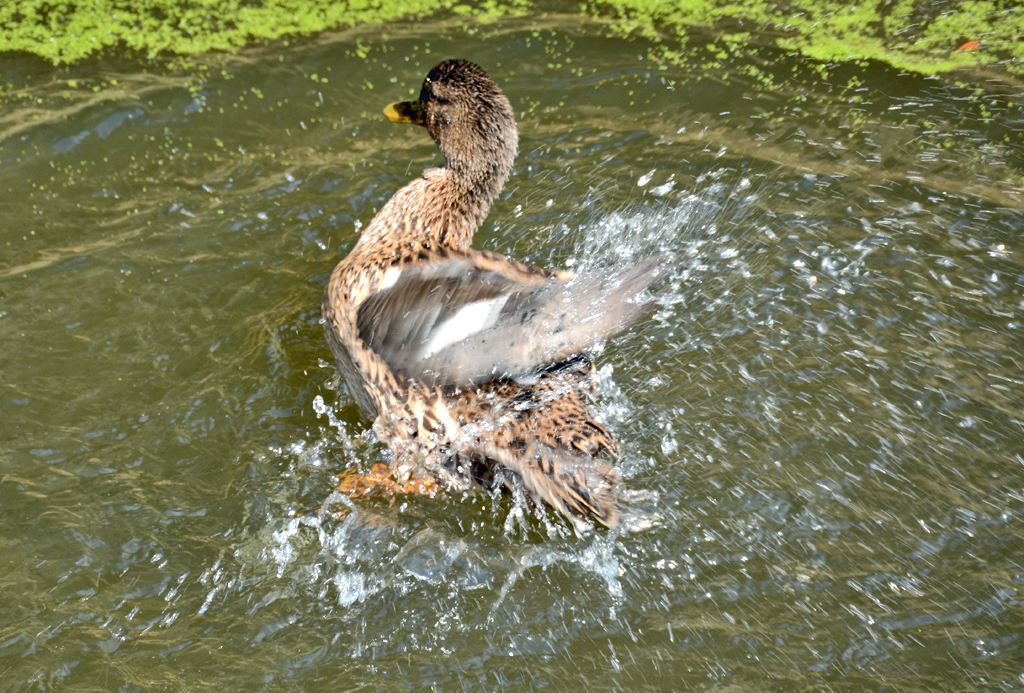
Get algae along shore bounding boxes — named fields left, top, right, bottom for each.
left=1, top=0, right=1023, bottom=80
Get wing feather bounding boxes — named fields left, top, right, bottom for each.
left=356, top=252, right=673, bottom=387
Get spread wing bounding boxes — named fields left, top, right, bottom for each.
left=356, top=252, right=673, bottom=387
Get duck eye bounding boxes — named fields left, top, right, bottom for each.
left=421, top=88, right=447, bottom=106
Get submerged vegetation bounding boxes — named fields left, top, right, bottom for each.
left=1, top=0, right=1022, bottom=78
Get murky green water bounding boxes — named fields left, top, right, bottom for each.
left=3, top=16, right=1023, bottom=691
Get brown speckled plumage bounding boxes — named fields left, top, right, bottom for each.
left=322, top=60, right=670, bottom=528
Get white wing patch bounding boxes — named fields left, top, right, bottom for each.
left=380, top=266, right=402, bottom=290
left=420, top=294, right=510, bottom=359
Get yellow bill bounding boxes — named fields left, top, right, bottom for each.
left=383, top=100, right=425, bottom=126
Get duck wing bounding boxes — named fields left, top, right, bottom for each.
left=356, top=251, right=673, bottom=387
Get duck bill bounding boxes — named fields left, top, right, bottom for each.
left=384, top=100, right=426, bottom=126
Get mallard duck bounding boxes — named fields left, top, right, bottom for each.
left=322, top=59, right=671, bottom=528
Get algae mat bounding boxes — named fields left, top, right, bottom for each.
left=2, top=0, right=1024, bottom=80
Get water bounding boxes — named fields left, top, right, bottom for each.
left=2, top=17, right=1023, bottom=692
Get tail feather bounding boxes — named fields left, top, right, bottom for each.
left=470, top=441, right=622, bottom=527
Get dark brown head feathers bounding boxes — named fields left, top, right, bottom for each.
left=415, top=59, right=518, bottom=198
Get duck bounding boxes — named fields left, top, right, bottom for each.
left=322, top=59, right=671, bottom=528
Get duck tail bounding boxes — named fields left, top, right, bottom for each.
left=470, top=441, right=622, bottom=528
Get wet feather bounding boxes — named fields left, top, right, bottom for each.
left=322, top=59, right=672, bottom=527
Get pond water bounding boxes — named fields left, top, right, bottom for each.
left=2, top=15, right=1023, bottom=691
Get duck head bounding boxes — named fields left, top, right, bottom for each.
left=384, top=59, right=518, bottom=199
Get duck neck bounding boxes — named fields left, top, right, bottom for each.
left=358, top=99, right=519, bottom=255
left=405, top=133, right=515, bottom=252
left=446, top=137, right=516, bottom=207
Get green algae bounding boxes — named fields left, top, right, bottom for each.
left=0, top=0, right=529, bottom=63
left=1, top=0, right=1023, bottom=81
left=596, top=0, right=1024, bottom=78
